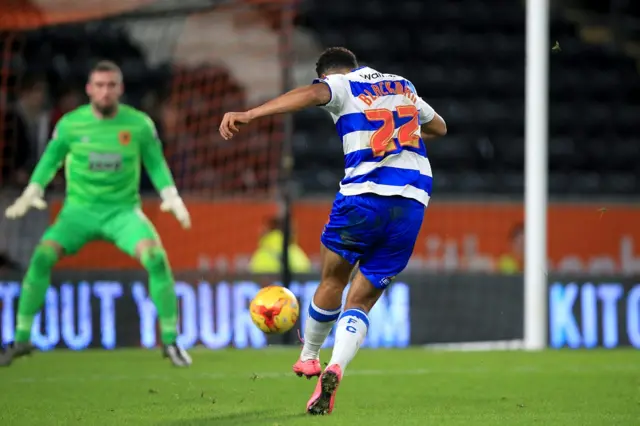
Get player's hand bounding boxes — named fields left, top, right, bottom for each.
left=5, top=183, right=47, bottom=219
left=160, top=186, right=191, bottom=229
left=219, top=111, right=252, bottom=140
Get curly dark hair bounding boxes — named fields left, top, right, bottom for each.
left=315, top=47, right=358, bottom=77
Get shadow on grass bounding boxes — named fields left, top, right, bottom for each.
left=159, top=409, right=310, bottom=426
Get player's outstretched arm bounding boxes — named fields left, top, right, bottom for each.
left=140, top=117, right=191, bottom=229
left=5, top=124, right=70, bottom=219
left=219, top=84, right=331, bottom=140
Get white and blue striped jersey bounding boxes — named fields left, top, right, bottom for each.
left=315, top=66, right=435, bottom=207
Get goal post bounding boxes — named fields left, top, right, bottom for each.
left=524, top=0, right=550, bottom=351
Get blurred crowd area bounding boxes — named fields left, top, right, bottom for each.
left=292, top=0, right=640, bottom=196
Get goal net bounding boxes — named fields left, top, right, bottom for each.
left=1, top=0, right=290, bottom=195
left=0, top=0, right=296, bottom=272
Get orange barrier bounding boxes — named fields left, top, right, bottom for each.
left=51, top=200, right=640, bottom=274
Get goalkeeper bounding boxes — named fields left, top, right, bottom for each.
left=0, top=61, right=192, bottom=367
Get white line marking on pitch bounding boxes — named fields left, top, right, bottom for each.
left=5, top=364, right=637, bottom=384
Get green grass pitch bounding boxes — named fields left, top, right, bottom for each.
left=0, top=348, right=637, bottom=425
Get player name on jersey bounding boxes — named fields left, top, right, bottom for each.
left=354, top=79, right=419, bottom=106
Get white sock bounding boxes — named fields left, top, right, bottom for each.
left=328, top=308, right=369, bottom=372
left=300, top=300, right=341, bottom=361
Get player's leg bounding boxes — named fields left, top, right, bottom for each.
left=294, top=244, right=354, bottom=377
left=1, top=205, right=95, bottom=366
left=105, top=207, right=190, bottom=367
left=328, top=198, right=425, bottom=375
left=294, top=194, right=375, bottom=378
left=306, top=268, right=384, bottom=416
left=14, top=241, right=63, bottom=342
left=324, top=270, right=384, bottom=373
left=307, top=196, right=425, bottom=415
left=136, top=238, right=191, bottom=366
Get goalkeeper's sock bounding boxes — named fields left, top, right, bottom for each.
left=300, top=300, right=341, bottom=361
left=15, top=244, right=59, bottom=343
left=140, top=246, right=178, bottom=345
left=327, top=308, right=369, bottom=372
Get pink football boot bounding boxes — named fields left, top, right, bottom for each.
left=292, top=358, right=322, bottom=379
left=306, top=364, right=343, bottom=415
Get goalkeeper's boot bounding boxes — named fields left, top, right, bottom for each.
left=293, top=358, right=322, bottom=379
left=306, top=364, right=343, bottom=415
left=162, top=343, right=192, bottom=367
left=0, top=342, right=35, bottom=367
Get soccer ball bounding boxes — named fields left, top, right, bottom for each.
left=250, top=286, right=300, bottom=334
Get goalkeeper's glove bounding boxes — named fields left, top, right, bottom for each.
left=160, top=186, right=191, bottom=229
left=5, top=183, right=47, bottom=219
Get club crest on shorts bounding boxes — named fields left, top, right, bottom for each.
left=380, top=276, right=395, bottom=288
left=118, top=130, right=131, bottom=145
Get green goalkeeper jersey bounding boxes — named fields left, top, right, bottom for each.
left=30, top=104, right=175, bottom=206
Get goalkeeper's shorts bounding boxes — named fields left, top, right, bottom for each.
left=42, top=203, right=160, bottom=255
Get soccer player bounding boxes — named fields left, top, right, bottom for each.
left=0, top=61, right=193, bottom=367
left=220, top=47, right=447, bottom=414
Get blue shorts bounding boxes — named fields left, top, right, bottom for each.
left=320, top=193, right=425, bottom=289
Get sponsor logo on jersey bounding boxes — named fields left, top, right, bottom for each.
left=118, top=130, right=131, bottom=146
left=88, top=152, right=123, bottom=172
left=359, top=72, right=386, bottom=80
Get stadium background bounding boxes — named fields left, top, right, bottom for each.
left=0, top=0, right=639, bottom=351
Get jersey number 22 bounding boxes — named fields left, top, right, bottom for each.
left=364, top=105, right=420, bottom=157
